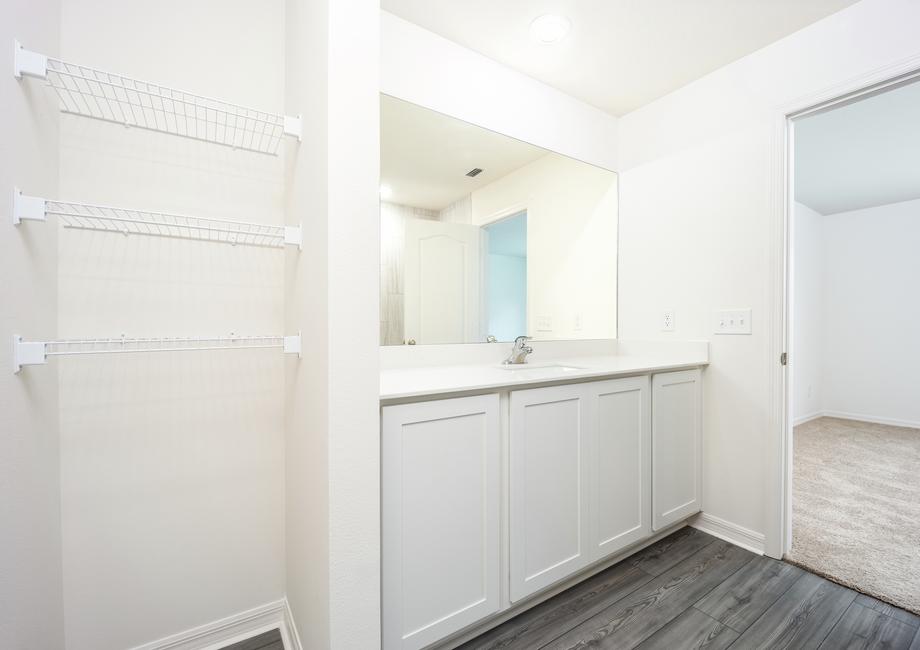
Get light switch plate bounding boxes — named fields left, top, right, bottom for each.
left=536, top=315, right=553, bottom=332
left=714, top=308, right=752, bottom=335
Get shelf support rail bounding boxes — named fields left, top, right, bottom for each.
left=13, top=333, right=303, bottom=373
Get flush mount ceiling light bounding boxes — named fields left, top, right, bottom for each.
left=530, top=14, right=571, bottom=44
left=379, top=184, right=393, bottom=199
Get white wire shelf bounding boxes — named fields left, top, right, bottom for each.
left=13, top=40, right=301, bottom=155
left=13, top=333, right=302, bottom=373
left=12, top=189, right=302, bottom=249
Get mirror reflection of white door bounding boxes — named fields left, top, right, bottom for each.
left=404, top=218, right=482, bottom=344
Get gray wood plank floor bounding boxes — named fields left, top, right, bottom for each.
left=220, top=628, right=284, bottom=650
left=460, top=528, right=920, bottom=650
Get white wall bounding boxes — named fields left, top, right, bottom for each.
left=794, top=198, right=920, bottom=428
left=0, top=1, right=64, bottom=648
left=284, top=0, right=330, bottom=647
left=57, top=2, right=286, bottom=648
left=380, top=11, right=618, bottom=172
left=823, top=199, right=920, bottom=427
left=285, top=0, right=381, bottom=648
left=4, top=2, right=380, bottom=648
left=471, top=154, right=618, bottom=340
left=792, top=202, right=825, bottom=422
left=617, top=0, right=920, bottom=555
left=326, top=2, right=381, bottom=646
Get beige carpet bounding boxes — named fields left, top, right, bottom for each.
left=787, top=416, right=920, bottom=614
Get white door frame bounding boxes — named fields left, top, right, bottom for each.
left=765, top=64, right=920, bottom=559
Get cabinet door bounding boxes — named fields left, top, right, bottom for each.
left=510, top=384, right=591, bottom=602
left=382, top=395, right=500, bottom=650
left=588, top=376, right=651, bottom=560
left=652, top=369, right=702, bottom=531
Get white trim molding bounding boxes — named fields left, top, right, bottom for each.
left=690, top=512, right=766, bottom=555
left=281, top=598, right=304, bottom=650
left=798, top=411, right=920, bottom=431
left=770, top=57, right=920, bottom=561
left=793, top=412, right=824, bottom=427
left=128, top=599, right=298, bottom=650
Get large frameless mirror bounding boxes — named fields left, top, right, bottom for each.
left=380, top=95, right=617, bottom=345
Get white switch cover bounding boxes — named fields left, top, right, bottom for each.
left=714, top=308, right=752, bottom=335
left=536, top=315, right=553, bottom=332
left=661, top=311, right=675, bottom=332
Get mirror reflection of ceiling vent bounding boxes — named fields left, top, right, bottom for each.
left=466, top=168, right=483, bottom=177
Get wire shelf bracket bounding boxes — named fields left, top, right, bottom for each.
left=12, top=189, right=302, bottom=250
left=14, top=40, right=302, bottom=155
left=12, top=187, right=45, bottom=224
left=13, top=333, right=302, bottom=373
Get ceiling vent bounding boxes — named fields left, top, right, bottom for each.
left=465, top=168, right=483, bottom=177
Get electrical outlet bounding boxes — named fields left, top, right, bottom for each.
left=661, top=311, right=675, bottom=332
left=574, top=313, right=583, bottom=331
left=714, top=308, right=752, bottom=335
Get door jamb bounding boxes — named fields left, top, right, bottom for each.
left=766, top=65, right=920, bottom=559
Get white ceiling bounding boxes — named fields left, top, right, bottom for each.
left=381, top=0, right=859, bottom=116
left=795, top=79, right=920, bottom=216
left=381, top=95, right=548, bottom=210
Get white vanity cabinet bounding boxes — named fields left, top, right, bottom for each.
left=651, top=369, right=702, bottom=530
left=381, top=394, right=501, bottom=650
left=380, top=364, right=704, bottom=649
left=509, top=377, right=651, bottom=602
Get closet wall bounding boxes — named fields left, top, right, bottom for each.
left=794, top=198, right=920, bottom=428
left=792, top=202, right=825, bottom=422
left=55, top=1, right=287, bottom=648
left=1, top=0, right=64, bottom=648
left=4, top=0, right=380, bottom=647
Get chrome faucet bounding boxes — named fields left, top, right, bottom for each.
left=503, top=335, right=533, bottom=365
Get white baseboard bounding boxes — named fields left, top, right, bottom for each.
left=793, top=411, right=824, bottom=426
left=129, top=598, right=298, bottom=650
left=690, top=512, right=766, bottom=555
left=793, top=410, right=920, bottom=430
left=821, top=410, right=920, bottom=431
left=281, top=599, right=303, bottom=650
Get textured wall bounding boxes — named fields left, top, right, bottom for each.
left=57, top=2, right=286, bottom=647
left=1, top=1, right=64, bottom=648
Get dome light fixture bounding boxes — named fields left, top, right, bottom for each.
left=530, top=14, right=571, bottom=44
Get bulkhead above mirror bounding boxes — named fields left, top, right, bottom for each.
left=380, top=94, right=617, bottom=346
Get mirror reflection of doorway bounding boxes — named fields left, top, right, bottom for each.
left=483, top=211, right=527, bottom=342
left=403, top=218, right=482, bottom=345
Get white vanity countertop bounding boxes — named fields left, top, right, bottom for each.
left=380, top=347, right=709, bottom=401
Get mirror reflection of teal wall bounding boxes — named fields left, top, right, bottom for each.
left=484, top=212, right=527, bottom=341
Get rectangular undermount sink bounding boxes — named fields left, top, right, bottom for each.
left=497, top=363, right=585, bottom=375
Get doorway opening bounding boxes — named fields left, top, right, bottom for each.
left=482, top=211, right=527, bottom=342
left=786, top=75, right=920, bottom=614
